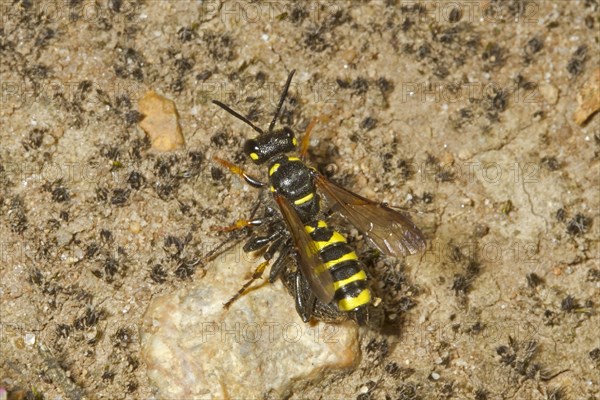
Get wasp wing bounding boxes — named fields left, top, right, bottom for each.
left=274, top=195, right=335, bottom=304
left=315, top=174, right=426, bottom=257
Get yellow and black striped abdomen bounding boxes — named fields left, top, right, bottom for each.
left=305, top=221, right=371, bottom=312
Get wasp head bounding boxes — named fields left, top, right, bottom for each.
left=244, top=127, right=297, bottom=164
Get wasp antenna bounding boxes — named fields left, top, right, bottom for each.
left=212, top=100, right=265, bottom=135
left=268, top=69, right=296, bottom=133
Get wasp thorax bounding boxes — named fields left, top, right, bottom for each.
left=243, top=127, right=297, bottom=164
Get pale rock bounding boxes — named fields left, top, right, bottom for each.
left=439, top=150, right=454, bottom=166
left=140, top=245, right=360, bottom=399
left=573, top=68, right=600, bottom=125
left=54, top=228, right=73, bottom=247
left=129, top=221, right=141, bottom=234
left=24, top=332, right=36, bottom=347
left=539, top=82, right=559, bottom=105
left=138, top=91, right=185, bottom=151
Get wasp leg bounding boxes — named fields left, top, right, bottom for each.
left=352, top=307, right=370, bottom=326
left=299, top=117, right=317, bottom=160
left=262, top=206, right=277, bottom=217
left=263, top=236, right=285, bottom=261
left=203, top=235, right=243, bottom=263
left=268, top=240, right=293, bottom=283
left=210, top=191, right=275, bottom=232
left=293, top=271, right=317, bottom=323
left=223, top=236, right=285, bottom=309
left=211, top=218, right=268, bottom=232
left=213, top=156, right=265, bottom=188
left=203, top=194, right=265, bottom=263
left=243, top=229, right=282, bottom=252
left=223, top=259, right=270, bottom=309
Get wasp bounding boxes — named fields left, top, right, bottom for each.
left=211, top=70, right=426, bottom=324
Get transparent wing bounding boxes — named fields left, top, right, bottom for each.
left=275, top=195, right=335, bottom=303
left=315, top=174, right=426, bottom=257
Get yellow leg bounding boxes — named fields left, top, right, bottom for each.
left=211, top=219, right=254, bottom=232
left=213, top=156, right=265, bottom=188
left=223, top=260, right=269, bottom=309
left=300, top=117, right=317, bottom=160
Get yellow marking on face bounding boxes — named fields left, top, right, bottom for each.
left=294, top=192, right=314, bottom=205
left=270, top=186, right=275, bottom=192
left=313, top=232, right=347, bottom=251
left=269, top=163, right=280, bottom=176
left=338, top=289, right=372, bottom=311
left=292, top=138, right=298, bottom=146
left=332, top=270, right=367, bottom=291
left=250, top=153, right=259, bottom=161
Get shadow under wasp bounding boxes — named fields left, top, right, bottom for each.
left=210, top=70, right=426, bottom=325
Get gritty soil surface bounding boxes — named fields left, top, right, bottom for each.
left=1, top=1, right=599, bottom=399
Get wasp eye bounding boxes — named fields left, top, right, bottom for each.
left=282, top=127, right=297, bottom=148
left=243, top=139, right=260, bottom=161
left=283, top=127, right=295, bottom=140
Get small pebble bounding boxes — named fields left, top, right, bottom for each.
left=457, top=149, right=472, bottom=160
left=460, top=197, right=474, bottom=207
left=138, top=91, right=185, bottom=151
left=24, top=333, right=36, bottom=347
left=54, top=228, right=73, bottom=247
left=553, top=266, right=563, bottom=276
left=473, top=223, right=489, bottom=237
left=539, top=82, right=559, bottom=105
left=129, top=221, right=141, bottom=234
left=573, top=68, right=600, bottom=125
left=340, top=48, right=357, bottom=64
left=440, top=151, right=454, bottom=166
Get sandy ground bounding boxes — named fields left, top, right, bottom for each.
left=1, top=1, right=599, bottom=399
